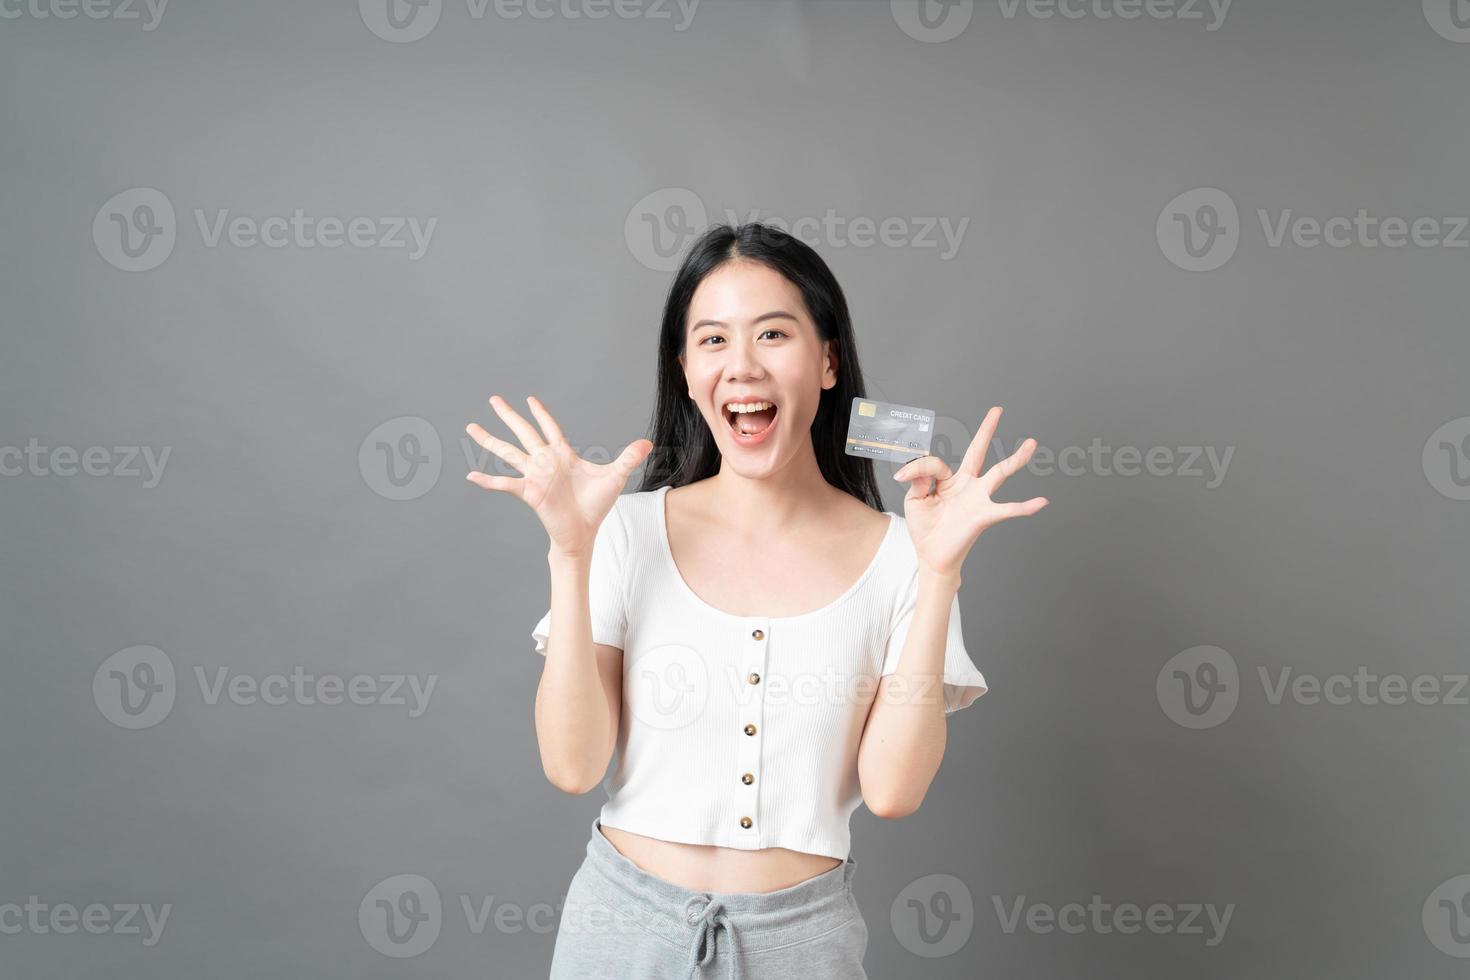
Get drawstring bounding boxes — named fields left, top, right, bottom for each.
left=683, top=895, right=741, bottom=980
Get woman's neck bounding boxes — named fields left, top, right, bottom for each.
left=707, top=444, right=840, bottom=529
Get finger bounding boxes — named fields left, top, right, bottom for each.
left=610, top=439, right=654, bottom=478
left=466, top=422, right=530, bottom=472
left=525, top=395, right=567, bottom=446
left=995, top=496, right=1048, bottom=520
left=958, top=406, right=1001, bottom=478
left=488, top=394, right=546, bottom=451
left=465, top=470, right=524, bottom=496
left=982, top=437, right=1036, bottom=496
left=893, top=454, right=953, bottom=484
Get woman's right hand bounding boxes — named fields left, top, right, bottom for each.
left=465, top=394, right=654, bottom=559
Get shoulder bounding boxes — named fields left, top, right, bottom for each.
left=882, top=511, right=921, bottom=572
left=606, top=485, right=664, bottom=537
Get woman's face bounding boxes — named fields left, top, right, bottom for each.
left=678, top=259, right=837, bottom=474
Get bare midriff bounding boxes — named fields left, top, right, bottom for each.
left=599, top=824, right=842, bottom=894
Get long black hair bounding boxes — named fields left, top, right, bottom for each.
left=633, top=222, right=885, bottom=511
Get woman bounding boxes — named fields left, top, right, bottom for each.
left=465, top=223, right=1047, bottom=978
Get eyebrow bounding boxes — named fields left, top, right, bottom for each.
left=691, top=310, right=800, bottom=331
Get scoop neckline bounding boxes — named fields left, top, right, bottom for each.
left=653, top=483, right=898, bottom=623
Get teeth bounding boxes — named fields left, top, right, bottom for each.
left=726, top=401, right=775, bottom=413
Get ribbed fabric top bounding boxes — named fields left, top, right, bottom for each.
left=531, top=484, right=988, bottom=861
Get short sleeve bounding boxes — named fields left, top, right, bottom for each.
left=880, top=568, right=989, bottom=715
left=531, top=499, right=630, bottom=655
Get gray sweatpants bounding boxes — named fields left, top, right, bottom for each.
left=548, top=816, right=869, bottom=979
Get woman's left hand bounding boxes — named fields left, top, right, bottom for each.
left=893, top=406, right=1049, bottom=580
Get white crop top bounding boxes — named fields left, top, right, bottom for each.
left=530, top=484, right=989, bottom=860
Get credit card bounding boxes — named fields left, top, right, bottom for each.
left=844, top=396, right=935, bottom=463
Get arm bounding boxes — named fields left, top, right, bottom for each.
left=856, top=405, right=1049, bottom=819
left=534, top=549, right=623, bottom=795
left=856, top=567, right=961, bottom=818
left=463, top=392, right=651, bottom=797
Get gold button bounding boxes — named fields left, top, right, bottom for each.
left=743, top=723, right=757, bottom=736
left=741, top=772, right=754, bottom=784
left=739, top=816, right=753, bottom=829
left=747, top=672, right=760, bottom=685
left=751, top=629, right=764, bottom=640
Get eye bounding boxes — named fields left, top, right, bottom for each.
left=695, top=329, right=787, bottom=347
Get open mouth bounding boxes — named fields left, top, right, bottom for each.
left=722, top=399, right=779, bottom=440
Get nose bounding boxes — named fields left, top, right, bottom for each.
left=725, top=332, right=766, bottom=383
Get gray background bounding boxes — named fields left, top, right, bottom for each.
left=3, top=0, right=1468, bottom=976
